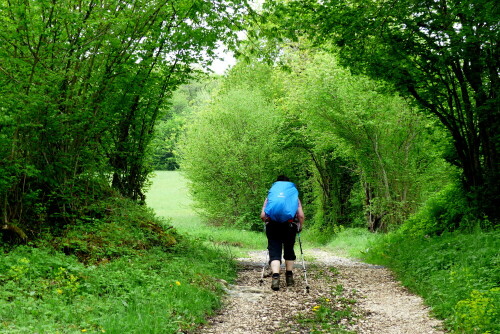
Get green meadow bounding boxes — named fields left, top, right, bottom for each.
left=147, top=171, right=268, bottom=254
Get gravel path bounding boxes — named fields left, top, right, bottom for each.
left=194, top=248, right=445, bottom=334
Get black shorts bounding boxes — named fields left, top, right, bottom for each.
left=266, top=221, right=298, bottom=263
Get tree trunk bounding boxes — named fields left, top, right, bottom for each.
left=1, top=224, right=28, bottom=242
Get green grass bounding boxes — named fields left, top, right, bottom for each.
left=0, top=241, right=235, bottom=333
left=146, top=171, right=198, bottom=232
left=146, top=171, right=267, bottom=255
left=323, top=228, right=383, bottom=258
left=8, top=170, right=494, bottom=333
left=0, top=176, right=240, bottom=334
left=362, top=230, right=500, bottom=333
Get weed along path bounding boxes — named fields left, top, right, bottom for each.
left=195, top=249, right=445, bottom=334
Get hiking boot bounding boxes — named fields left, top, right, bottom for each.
left=271, top=275, right=280, bottom=291
left=286, top=273, right=294, bottom=286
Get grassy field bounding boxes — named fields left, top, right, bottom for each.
left=146, top=171, right=268, bottom=254
left=146, top=171, right=199, bottom=232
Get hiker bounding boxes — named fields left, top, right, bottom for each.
left=260, top=175, right=305, bottom=291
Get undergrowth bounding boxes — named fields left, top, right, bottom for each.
left=0, top=196, right=237, bottom=333
left=363, top=230, right=500, bottom=333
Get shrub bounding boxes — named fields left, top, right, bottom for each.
left=179, top=86, right=289, bottom=231
left=399, top=183, right=481, bottom=236
left=454, top=288, right=500, bottom=333
left=47, top=197, right=179, bottom=264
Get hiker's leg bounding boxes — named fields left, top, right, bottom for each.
left=285, top=260, right=295, bottom=286
left=283, top=222, right=297, bottom=263
left=266, top=221, right=282, bottom=273
left=266, top=222, right=283, bottom=291
left=271, top=260, right=281, bottom=274
left=283, top=222, right=297, bottom=287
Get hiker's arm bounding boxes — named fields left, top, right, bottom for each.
left=296, top=199, right=305, bottom=227
left=260, top=198, right=268, bottom=222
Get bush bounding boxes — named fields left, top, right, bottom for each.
left=179, top=86, right=289, bottom=230
left=399, top=183, right=482, bottom=236
left=45, top=196, right=179, bottom=264
left=454, top=287, right=500, bottom=333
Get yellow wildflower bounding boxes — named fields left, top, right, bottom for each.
left=56, top=289, right=63, bottom=294
left=175, top=281, right=181, bottom=286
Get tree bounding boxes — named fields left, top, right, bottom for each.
left=179, top=90, right=279, bottom=228
left=151, top=78, right=221, bottom=170
left=179, top=61, right=315, bottom=230
left=277, top=49, right=450, bottom=231
left=178, top=51, right=448, bottom=232
left=0, top=0, right=250, bottom=234
left=263, top=0, right=500, bottom=222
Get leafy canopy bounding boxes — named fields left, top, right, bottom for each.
left=261, top=0, right=500, bottom=222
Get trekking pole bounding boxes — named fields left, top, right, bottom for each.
left=259, top=250, right=269, bottom=286
left=297, top=232, right=310, bottom=293
left=259, top=223, right=268, bottom=286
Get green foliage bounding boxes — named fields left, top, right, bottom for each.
left=399, top=183, right=494, bottom=236
left=276, top=49, right=451, bottom=231
left=151, top=78, right=222, bottom=171
left=262, top=0, right=500, bottom=222
left=0, top=215, right=235, bottom=333
left=179, top=51, right=451, bottom=234
left=0, top=0, right=251, bottom=235
left=454, top=288, right=500, bottom=334
left=363, top=230, right=500, bottom=332
left=179, top=63, right=296, bottom=230
left=48, top=197, right=179, bottom=264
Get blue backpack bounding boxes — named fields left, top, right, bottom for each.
left=264, top=181, right=299, bottom=223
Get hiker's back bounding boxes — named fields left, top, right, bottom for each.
left=264, top=181, right=299, bottom=223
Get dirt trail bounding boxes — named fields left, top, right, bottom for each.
left=195, top=248, right=445, bottom=334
